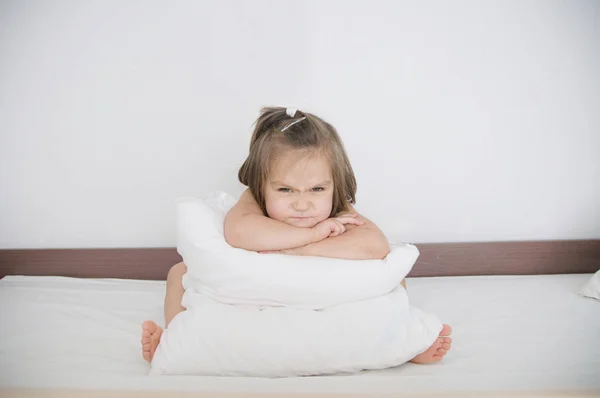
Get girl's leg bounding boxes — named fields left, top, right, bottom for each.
left=164, top=261, right=187, bottom=327
left=141, top=262, right=187, bottom=362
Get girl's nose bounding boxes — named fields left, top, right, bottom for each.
left=293, top=198, right=310, bottom=212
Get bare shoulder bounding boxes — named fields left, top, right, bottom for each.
left=346, top=204, right=382, bottom=231
left=341, top=204, right=390, bottom=258
left=224, top=189, right=265, bottom=245
left=225, top=189, right=263, bottom=219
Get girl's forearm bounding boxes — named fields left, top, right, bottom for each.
left=285, top=227, right=390, bottom=260
left=224, top=214, right=317, bottom=252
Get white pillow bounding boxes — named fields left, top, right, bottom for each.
left=580, top=270, right=600, bottom=300
left=149, top=191, right=442, bottom=377
left=177, top=191, right=420, bottom=310
left=151, top=287, right=442, bottom=377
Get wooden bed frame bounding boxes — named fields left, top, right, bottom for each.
left=1, top=239, right=598, bottom=280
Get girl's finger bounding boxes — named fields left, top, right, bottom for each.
left=329, top=225, right=339, bottom=237
left=335, top=219, right=346, bottom=235
left=336, top=217, right=364, bottom=225
left=329, top=220, right=343, bottom=237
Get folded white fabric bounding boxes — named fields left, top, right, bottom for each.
left=579, top=270, right=600, bottom=300
left=150, top=191, right=442, bottom=377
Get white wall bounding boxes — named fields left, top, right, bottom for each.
left=1, top=0, right=598, bottom=248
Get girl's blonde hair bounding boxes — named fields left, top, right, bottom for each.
left=238, top=106, right=357, bottom=217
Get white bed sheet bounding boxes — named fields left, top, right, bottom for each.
left=0, top=273, right=598, bottom=394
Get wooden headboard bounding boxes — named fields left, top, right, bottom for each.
left=0, top=239, right=598, bottom=280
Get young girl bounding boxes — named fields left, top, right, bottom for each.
left=141, top=107, right=452, bottom=365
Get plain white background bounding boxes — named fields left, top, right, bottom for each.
left=1, top=0, right=598, bottom=248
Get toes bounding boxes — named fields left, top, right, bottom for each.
left=440, top=324, right=452, bottom=337
left=142, top=320, right=158, bottom=333
left=141, top=330, right=152, bottom=345
left=426, top=343, right=441, bottom=355
left=141, top=324, right=162, bottom=364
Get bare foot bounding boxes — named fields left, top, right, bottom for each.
left=141, top=320, right=163, bottom=363
left=410, top=324, right=452, bottom=364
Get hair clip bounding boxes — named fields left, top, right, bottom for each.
left=281, top=117, right=306, bottom=132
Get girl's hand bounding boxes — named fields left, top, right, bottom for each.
left=312, top=214, right=364, bottom=241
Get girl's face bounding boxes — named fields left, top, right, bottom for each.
left=264, top=149, right=333, bottom=228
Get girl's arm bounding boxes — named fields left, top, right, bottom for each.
left=224, top=190, right=363, bottom=252
left=224, top=190, right=316, bottom=252
left=225, top=189, right=389, bottom=260
left=273, top=208, right=390, bottom=260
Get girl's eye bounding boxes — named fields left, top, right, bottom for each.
left=312, top=187, right=324, bottom=192
left=278, top=188, right=291, bottom=193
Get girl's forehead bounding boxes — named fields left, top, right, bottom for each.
left=272, top=147, right=328, bottom=165
left=269, top=149, right=332, bottom=180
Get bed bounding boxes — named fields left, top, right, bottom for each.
left=0, top=241, right=599, bottom=397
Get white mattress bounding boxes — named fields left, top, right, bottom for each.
left=0, top=273, right=598, bottom=394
